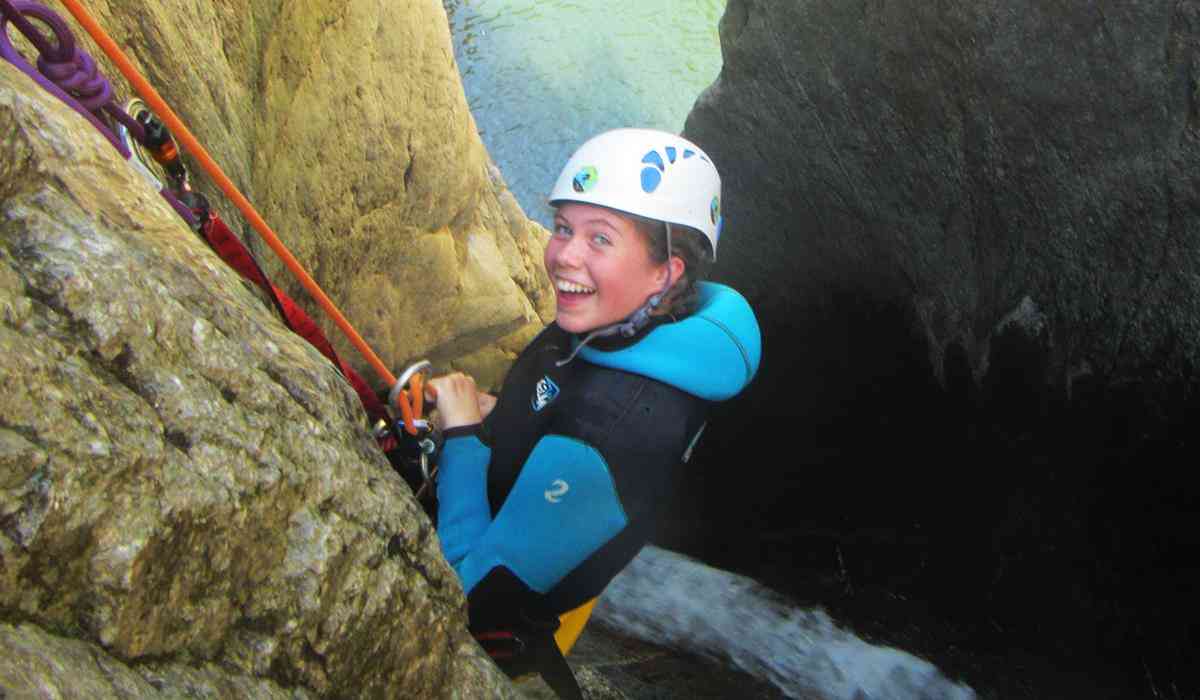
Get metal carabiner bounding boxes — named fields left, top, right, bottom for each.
left=378, top=418, right=432, bottom=435
left=388, top=359, right=433, bottom=409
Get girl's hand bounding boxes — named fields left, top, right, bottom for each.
left=427, top=373, right=483, bottom=430
left=477, top=392, right=497, bottom=420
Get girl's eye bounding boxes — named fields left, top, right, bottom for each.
left=591, top=233, right=612, bottom=247
left=554, top=224, right=571, bottom=238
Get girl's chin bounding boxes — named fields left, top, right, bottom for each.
left=555, top=306, right=605, bottom=334
left=555, top=294, right=634, bottom=334
left=555, top=313, right=594, bottom=334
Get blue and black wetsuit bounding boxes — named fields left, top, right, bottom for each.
left=436, top=282, right=760, bottom=638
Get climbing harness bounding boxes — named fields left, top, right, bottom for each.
left=1, top=0, right=439, bottom=498
left=471, top=597, right=596, bottom=698
left=475, top=625, right=584, bottom=700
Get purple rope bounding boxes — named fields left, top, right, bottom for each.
left=2, top=0, right=198, bottom=230
left=0, top=0, right=52, bottom=55
left=0, top=0, right=128, bottom=156
left=162, top=187, right=197, bottom=226
left=105, top=101, right=145, bottom=143
left=37, top=36, right=113, bottom=110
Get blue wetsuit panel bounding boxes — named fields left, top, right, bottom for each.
left=440, top=434, right=629, bottom=595
left=436, top=434, right=493, bottom=566
left=577, top=283, right=761, bottom=400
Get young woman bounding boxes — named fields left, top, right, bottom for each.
left=428, top=128, right=761, bottom=695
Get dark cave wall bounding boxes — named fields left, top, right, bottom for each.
left=673, top=0, right=1200, bottom=692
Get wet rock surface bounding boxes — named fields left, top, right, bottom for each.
left=518, top=624, right=791, bottom=700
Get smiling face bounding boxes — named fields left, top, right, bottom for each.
left=545, top=202, right=671, bottom=334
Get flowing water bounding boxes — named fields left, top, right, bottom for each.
left=597, top=547, right=977, bottom=700
left=444, top=0, right=725, bottom=228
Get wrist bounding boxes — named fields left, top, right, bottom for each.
left=437, top=407, right=483, bottom=431
left=443, top=424, right=482, bottom=440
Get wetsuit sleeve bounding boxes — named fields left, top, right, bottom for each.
left=438, top=434, right=629, bottom=596
left=436, top=432, right=493, bottom=567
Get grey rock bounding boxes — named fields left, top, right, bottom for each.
left=686, top=0, right=1200, bottom=407
left=1, top=62, right=514, bottom=698
left=0, top=622, right=314, bottom=699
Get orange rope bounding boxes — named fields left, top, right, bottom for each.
left=396, top=389, right=416, bottom=433
left=410, top=373, right=424, bottom=420
left=55, top=0, right=435, bottom=426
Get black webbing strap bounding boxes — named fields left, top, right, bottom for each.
left=476, top=628, right=582, bottom=700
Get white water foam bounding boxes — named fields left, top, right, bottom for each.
left=596, top=546, right=976, bottom=700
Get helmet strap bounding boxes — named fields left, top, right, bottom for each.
left=556, top=224, right=675, bottom=367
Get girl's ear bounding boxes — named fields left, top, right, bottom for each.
left=669, top=255, right=686, bottom=283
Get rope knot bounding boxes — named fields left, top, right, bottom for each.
left=1, top=0, right=131, bottom=154
left=38, top=46, right=113, bottom=111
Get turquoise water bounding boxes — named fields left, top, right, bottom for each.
left=444, top=0, right=726, bottom=227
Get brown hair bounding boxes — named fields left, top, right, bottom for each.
left=631, top=215, right=713, bottom=318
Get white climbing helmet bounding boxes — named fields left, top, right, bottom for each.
left=548, top=128, right=723, bottom=260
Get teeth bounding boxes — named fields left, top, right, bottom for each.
left=556, top=278, right=595, bottom=294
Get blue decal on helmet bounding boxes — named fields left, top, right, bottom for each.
left=641, top=167, right=662, bottom=193
left=683, top=149, right=695, bottom=159
left=666, top=146, right=677, bottom=163
left=710, top=195, right=721, bottom=224
left=572, top=165, right=598, bottom=193
left=641, top=150, right=665, bottom=172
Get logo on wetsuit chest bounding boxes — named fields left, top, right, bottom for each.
left=531, top=375, right=560, bottom=412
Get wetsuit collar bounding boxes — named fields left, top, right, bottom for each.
left=574, top=282, right=762, bottom=401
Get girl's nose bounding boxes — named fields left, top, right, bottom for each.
left=554, top=233, right=586, bottom=267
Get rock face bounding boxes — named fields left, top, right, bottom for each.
left=678, top=0, right=1200, bottom=693
left=0, top=63, right=514, bottom=697
left=42, top=0, right=554, bottom=388
left=688, top=0, right=1200, bottom=407
left=0, top=623, right=314, bottom=699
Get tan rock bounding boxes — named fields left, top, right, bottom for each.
left=38, top=0, right=553, bottom=389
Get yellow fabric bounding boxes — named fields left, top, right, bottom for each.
left=555, top=598, right=597, bottom=655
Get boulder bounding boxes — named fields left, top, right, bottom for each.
left=680, top=0, right=1200, bottom=690
left=686, top=0, right=1200, bottom=415
left=1, top=62, right=514, bottom=697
